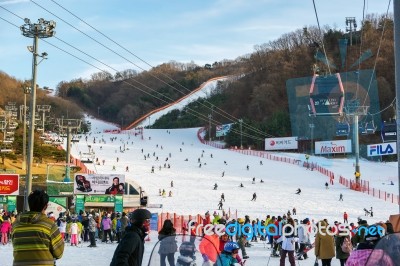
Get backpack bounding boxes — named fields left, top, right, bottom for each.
left=341, top=237, right=352, bottom=254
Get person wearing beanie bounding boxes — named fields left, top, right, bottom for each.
left=351, top=219, right=368, bottom=247
left=110, top=208, right=151, bottom=266
left=346, top=224, right=393, bottom=266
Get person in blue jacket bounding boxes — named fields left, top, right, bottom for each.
left=217, top=242, right=240, bottom=266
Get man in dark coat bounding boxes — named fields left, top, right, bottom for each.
left=110, top=209, right=151, bottom=266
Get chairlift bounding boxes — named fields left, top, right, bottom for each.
left=365, top=121, right=377, bottom=134
left=336, top=122, right=350, bottom=136
left=80, top=152, right=95, bottom=163
left=359, top=123, right=367, bottom=135
left=309, top=73, right=345, bottom=116
left=381, top=121, right=397, bottom=142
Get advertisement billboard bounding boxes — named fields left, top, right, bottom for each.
left=216, top=123, right=233, bottom=137
left=0, top=174, right=19, bottom=195
left=367, top=142, right=396, bottom=157
left=265, top=137, right=298, bottom=150
left=315, top=140, right=352, bottom=154
left=74, top=174, right=125, bottom=195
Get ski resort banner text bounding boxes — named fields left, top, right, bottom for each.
left=265, top=137, right=298, bottom=150
left=74, top=174, right=125, bottom=195
left=0, top=174, right=19, bottom=195
left=315, top=140, right=352, bottom=154
left=367, top=142, right=396, bottom=157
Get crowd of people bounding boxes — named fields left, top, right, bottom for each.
left=1, top=190, right=400, bottom=266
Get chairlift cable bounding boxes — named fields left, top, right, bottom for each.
left=355, top=0, right=367, bottom=100
left=29, top=0, right=270, bottom=139
left=361, top=0, right=392, bottom=106
left=312, top=0, right=331, bottom=75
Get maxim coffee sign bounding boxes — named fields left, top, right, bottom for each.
left=315, top=140, right=352, bottom=154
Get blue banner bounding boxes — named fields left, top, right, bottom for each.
left=150, top=213, right=158, bottom=231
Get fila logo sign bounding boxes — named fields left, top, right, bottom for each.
left=367, top=142, right=396, bottom=157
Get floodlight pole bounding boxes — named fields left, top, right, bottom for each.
left=25, top=35, right=38, bottom=211
left=20, top=18, right=56, bottom=211
left=393, top=0, right=400, bottom=210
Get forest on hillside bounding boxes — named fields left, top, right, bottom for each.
left=0, top=13, right=396, bottom=150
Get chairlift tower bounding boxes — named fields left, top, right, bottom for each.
left=57, top=118, right=81, bottom=183
left=37, top=105, right=51, bottom=133
left=344, top=100, right=369, bottom=185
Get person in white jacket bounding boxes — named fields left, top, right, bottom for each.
left=297, top=218, right=311, bottom=260
left=278, top=218, right=297, bottom=266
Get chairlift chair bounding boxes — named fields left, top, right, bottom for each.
left=309, top=73, right=345, bottom=116
left=336, top=122, right=350, bottom=137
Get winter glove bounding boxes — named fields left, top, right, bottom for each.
left=202, top=254, right=209, bottom=262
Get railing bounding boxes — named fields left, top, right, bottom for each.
left=197, top=127, right=400, bottom=206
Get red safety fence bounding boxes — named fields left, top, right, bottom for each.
left=70, top=155, right=95, bottom=174
left=197, top=127, right=400, bottom=205
left=339, top=175, right=400, bottom=205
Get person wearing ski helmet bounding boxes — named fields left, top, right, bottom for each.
left=217, top=242, right=240, bottom=266
left=110, top=208, right=151, bottom=266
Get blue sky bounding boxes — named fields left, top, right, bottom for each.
left=0, top=0, right=392, bottom=90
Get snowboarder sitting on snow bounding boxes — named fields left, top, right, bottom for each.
left=239, top=183, right=244, bottom=188
left=295, top=188, right=301, bottom=195
left=213, top=183, right=218, bottom=190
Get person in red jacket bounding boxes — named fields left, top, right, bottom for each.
left=199, top=233, right=220, bottom=265
left=219, top=230, right=244, bottom=265
left=203, top=211, right=211, bottom=225
left=343, top=212, right=348, bottom=223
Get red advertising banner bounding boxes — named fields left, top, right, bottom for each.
left=0, top=174, right=19, bottom=195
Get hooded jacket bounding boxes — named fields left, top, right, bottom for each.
left=110, top=224, right=146, bottom=266
left=12, top=211, right=64, bottom=266
left=315, top=221, right=335, bottom=259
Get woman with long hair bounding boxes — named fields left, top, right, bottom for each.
left=158, top=219, right=178, bottom=266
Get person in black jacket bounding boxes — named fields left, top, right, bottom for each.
left=110, top=209, right=151, bottom=266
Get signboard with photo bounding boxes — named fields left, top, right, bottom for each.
left=74, top=174, right=125, bottom=195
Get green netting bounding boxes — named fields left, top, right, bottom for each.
left=286, top=69, right=381, bottom=141
left=46, top=165, right=73, bottom=196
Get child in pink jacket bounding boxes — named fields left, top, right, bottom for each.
left=0, top=217, right=12, bottom=245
